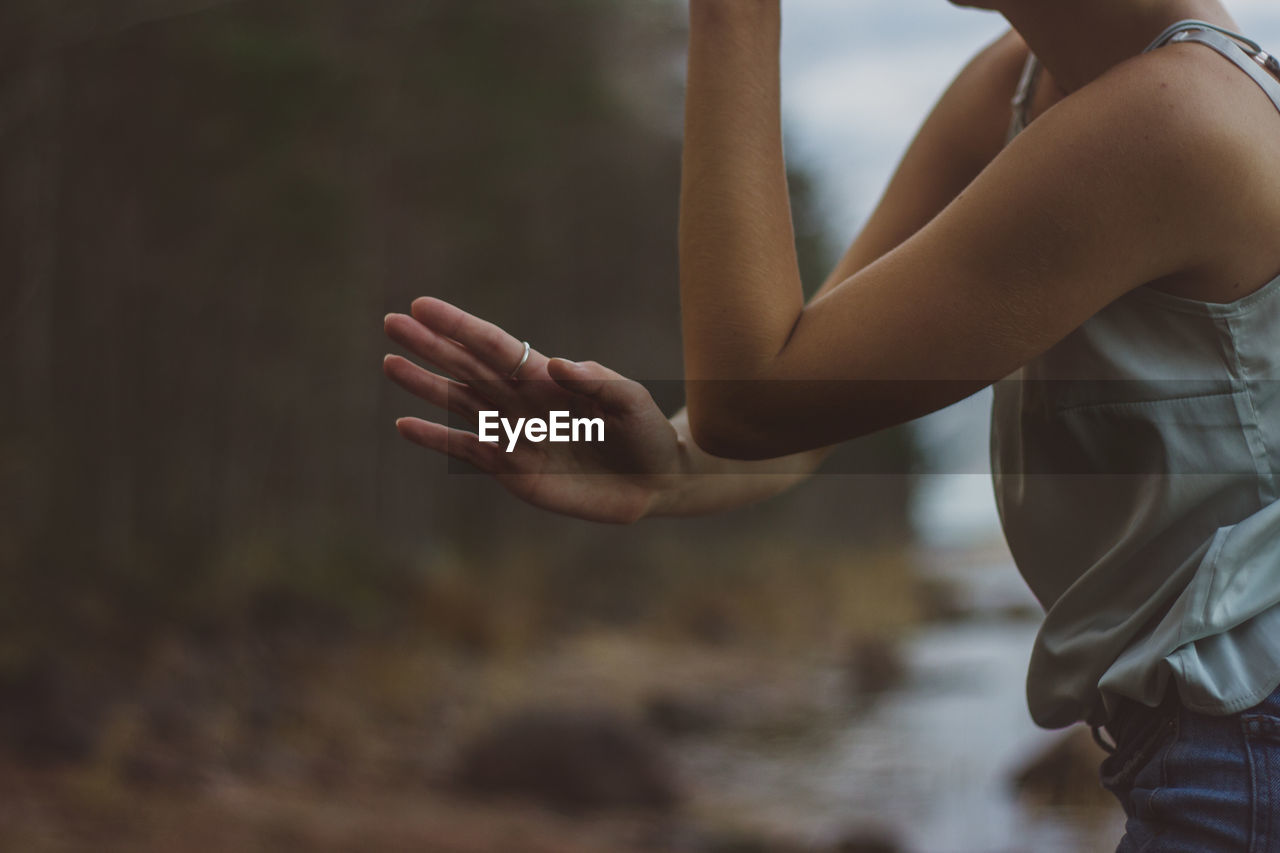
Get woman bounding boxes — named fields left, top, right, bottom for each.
left=384, top=0, right=1280, bottom=848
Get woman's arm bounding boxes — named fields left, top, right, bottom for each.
left=679, top=0, right=801, bottom=387
left=678, top=0, right=1013, bottom=447
left=679, top=0, right=1239, bottom=460
left=647, top=406, right=824, bottom=517
left=388, top=23, right=1041, bottom=518
left=657, top=23, right=1034, bottom=511
left=385, top=303, right=824, bottom=523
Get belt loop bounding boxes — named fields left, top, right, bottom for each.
left=1091, top=722, right=1118, bottom=754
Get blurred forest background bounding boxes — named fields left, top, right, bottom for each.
left=0, top=1, right=1111, bottom=851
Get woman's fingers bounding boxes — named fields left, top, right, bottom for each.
left=410, top=296, right=549, bottom=380
left=384, top=313, right=518, bottom=405
left=395, top=417, right=504, bottom=472
left=383, top=354, right=487, bottom=421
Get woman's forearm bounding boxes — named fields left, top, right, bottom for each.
left=644, top=408, right=826, bottom=518
left=679, top=0, right=805, bottom=447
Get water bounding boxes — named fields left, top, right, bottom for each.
left=675, top=544, right=1124, bottom=852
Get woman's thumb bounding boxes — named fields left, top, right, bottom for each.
left=547, top=358, right=602, bottom=393
left=547, top=358, right=632, bottom=411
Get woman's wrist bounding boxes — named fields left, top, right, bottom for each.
left=638, top=430, right=699, bottom=520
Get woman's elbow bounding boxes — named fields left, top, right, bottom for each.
left=686, top=393, right=786, bottom=460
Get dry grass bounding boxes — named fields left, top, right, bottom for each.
left=414, top=536, right=924, bottom=659
left=0, top=537, right=929, bottom=852
left=0, top=766, right=663, bottom=853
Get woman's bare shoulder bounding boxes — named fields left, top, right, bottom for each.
left=1111, top=42, right=1280, bottom=298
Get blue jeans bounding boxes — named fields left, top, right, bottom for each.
left=1097, top=683, right=1280, bottom=852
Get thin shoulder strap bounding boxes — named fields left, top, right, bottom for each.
left=1144, top=19, right=1280, bottom=113
left=1144, top=19, right=1267, bottom=56
left=1007, top=19, right=1280, bottom=145
left=1006, top=52, right=1042, bottom=146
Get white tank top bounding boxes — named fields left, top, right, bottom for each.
left=992, top=19, right=1280, bottom=728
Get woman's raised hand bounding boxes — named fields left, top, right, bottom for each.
left=383, top=298, right=686, bottom=524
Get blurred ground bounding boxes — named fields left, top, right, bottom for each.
left=0, top=539, right=1122, bottom=852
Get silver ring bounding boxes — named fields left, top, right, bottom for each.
left=508, top=341, right=530, bottom=379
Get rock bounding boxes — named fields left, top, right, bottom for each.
left=636, top=828, right=808, bottom=853
left=913, top=576, right=971, bottom=623
left=994, top=602, right=1043, bottom=623
left=452, top=708, right=681, bottom=814
left=643, top=692, right=725, bottom=737
left=120, top=743, right=209, bottom=790
left=0, top=661, right=105, bottom=765
left=700, top=834, right=807, bottom=853
left=846, top=635, right=907, bottom=697
left=1010, top=725, right=1111, bottom=808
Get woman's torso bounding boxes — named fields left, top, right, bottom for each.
left=991, top=18, right=1280, bottom=729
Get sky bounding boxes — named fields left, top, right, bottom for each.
left=767, top=0, right=1280, bottom=543
left=779, top=0, right=1280, bottom=238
